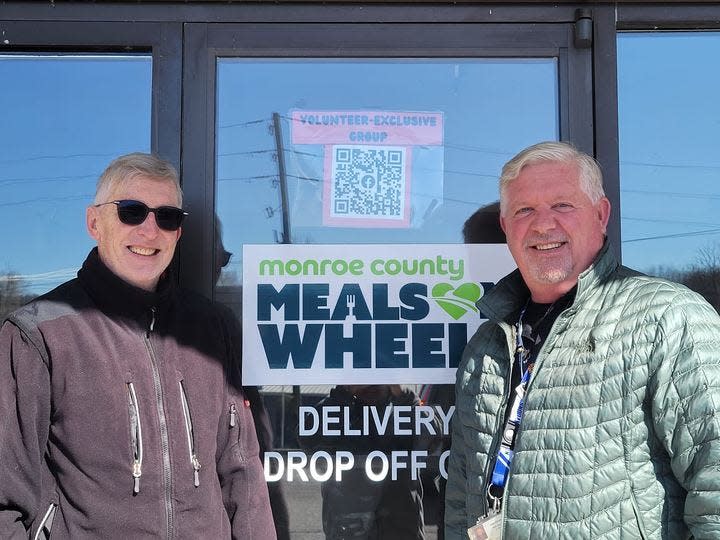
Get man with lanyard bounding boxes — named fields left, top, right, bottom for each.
left=487, top=287, right=575, bottom=515
left=444, top=141, right=720, bottom=539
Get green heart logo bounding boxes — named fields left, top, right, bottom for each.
left=431, top=282, right=483, bottom=320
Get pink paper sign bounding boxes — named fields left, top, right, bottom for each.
left=291, top=110, right=444, bottom=146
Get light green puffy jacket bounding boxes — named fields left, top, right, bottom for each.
left=445, top=243, right=720, bottom=539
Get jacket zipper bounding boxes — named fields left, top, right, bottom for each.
left=481, top=321, right=516, bottom=518
left=33, top=503, right=57, bottom=540
left=497, top=306, right=572, bottom=537
left=179, top=380, right=202, bottom=487
left=143, top=307, right=174, bottom=539
left=127, top=382, right=144, bottom=494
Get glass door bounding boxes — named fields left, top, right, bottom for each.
left=182, top=21, right=592, bottom=540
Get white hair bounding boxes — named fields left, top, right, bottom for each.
left=94, top=152, right=182, bottom=206
left=499, top=141, right=605, bottom=215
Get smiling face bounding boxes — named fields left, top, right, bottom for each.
left=500, top=160, right=610, bottom=303
left=86, top=174, right=182, bottom=291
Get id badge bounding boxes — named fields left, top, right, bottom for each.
left=467, top=513, right=503, bottom=540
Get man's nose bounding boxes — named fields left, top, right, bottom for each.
left=530, top=208, right=557, bottom=233
left=136, top=211, right=160, bottom=236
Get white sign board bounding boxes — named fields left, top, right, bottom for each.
left=242, top=244, right=515, bottom=385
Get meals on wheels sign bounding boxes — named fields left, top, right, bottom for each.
left=243, top=244, right=515, bottom=385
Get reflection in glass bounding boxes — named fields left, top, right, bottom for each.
left=215, top=57, right=558, bottom=539
left=215, top=58, right=557, bottom=284
left=299, top=384, right=435, bottom=539
left=618, top=33, right=720, bottom=309
left=0, top=54, right=151, bottom=318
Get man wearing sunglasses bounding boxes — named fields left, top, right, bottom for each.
left=0, top=153, right=276, bottom=539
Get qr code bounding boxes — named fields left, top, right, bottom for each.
left=329, top=145, right=407, bottom=221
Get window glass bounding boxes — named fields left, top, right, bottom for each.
left=216, top=58, right=557, bottom=283
left=0, top=54, right=151, bottom=318
left=618, top=32, right=720, bottom=309
left=215, top=57, right=558, bottom=539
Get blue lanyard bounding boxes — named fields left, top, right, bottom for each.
left=488, top=306, right=533, bottom=505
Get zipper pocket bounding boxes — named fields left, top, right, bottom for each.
left=33, top=502, right=57, bottom=540
left=127, top=382, right=144, bottom=494
left=179, top=380, right=201, bottom=487
left=628, top=483, right=648, bottom=540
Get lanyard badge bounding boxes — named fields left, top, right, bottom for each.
left=488, top=308, right=534, bottom=505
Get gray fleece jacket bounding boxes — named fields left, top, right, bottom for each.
left=0, top=249, right=276, bottom=539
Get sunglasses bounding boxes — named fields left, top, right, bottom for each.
left=94, top=199, right=188, bottom=231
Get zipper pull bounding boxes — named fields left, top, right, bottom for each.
left=192, top=455, right=201, bottom=487
left=229, top=403, right=237, bottom=428
left=149, top=307, right=156, bottom=333
left=133, top=460, right=142, bottom=494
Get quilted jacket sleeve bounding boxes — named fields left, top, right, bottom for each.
left=650, top=290, right=720, bottom=539
left=0, top=320, right=52, bottom=539
left=444, top=375, right=470, bottom=540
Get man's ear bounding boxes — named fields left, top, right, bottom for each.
left=175, top=226, right=182, bottom=241
left=597, top=197, right=611, bottom=234
left=86, top=206, right=101, bottom=241
left=499, top=214, right=507, bottom=235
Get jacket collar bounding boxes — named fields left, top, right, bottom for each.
left=477, top=240, right=619, bottom=324
left=77, top=248, right=175, bottom=325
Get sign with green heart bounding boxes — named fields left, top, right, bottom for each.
left=432, top=282, right=483, bottom=320
left=244, top=243, right=515, bottom=385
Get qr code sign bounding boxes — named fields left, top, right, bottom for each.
left=326, top=145, right=409, bottom=226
